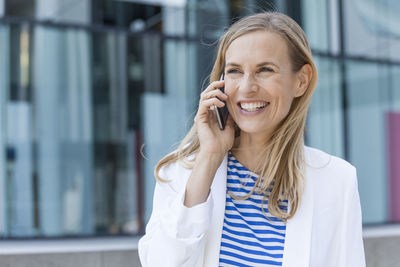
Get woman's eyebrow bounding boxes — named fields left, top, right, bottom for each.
left=225, top=61, right=279, bottom=68
left=225, top=62, right=241, bottom=67
left=256, top=61, right=279, bottom=68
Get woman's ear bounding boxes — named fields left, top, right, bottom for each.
left=295, top=64, right=312, bottom=97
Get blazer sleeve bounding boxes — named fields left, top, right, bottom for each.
left=343, top=166, right=366, bottom=267
left=138, top=164, right=214, bottom=267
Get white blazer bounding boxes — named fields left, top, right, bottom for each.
left=138, top=146, right=366, bottom=267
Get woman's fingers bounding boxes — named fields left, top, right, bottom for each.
left=200, top=80, right=224, bottom=96
left=197, top=98, right=225, bottom=117
left=195, top=97, right=226, bottom=124
left=195, top=80, right=228, bottom=125
left=201, top=89, right=228, bottom=102
left=205, top=98, right=225, bottom=108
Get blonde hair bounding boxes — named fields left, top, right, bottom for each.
left=154, top=12, right=318, bottom=221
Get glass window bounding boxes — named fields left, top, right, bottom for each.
left=302, top=0, right=330, bottom=52
left=4, top=0, right=400, bottom=240
left=344, top=0, right=400, bottom=61
left=346, top=61, right=394, bottom=224
left=307, top=56, right=344, bottom=158
left=386, top=65, right=400, bottom=223
left=1, top=24, right=144, bottom=237
left=0, top=24, right=10, bottom=235
left=141, top=38, right=201, bottom=221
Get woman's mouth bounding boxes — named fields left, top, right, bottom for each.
left=238, top=101, right=270, bottom=113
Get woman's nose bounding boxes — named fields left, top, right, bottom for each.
left=239, top=74, right=259, bottom=94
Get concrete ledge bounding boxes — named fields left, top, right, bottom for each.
left=0, top=226, right=400, bottom=267
left=0, top=250, right=141, bottom=267
left=0, top=237, right=142, bottom=267
left=0, top=236, right=140, bottom=255
left=364, top=236, right=400, bottom=267
left=362, top=224, right=400, bottom=267
left=363, top=224, right=400, bottom=238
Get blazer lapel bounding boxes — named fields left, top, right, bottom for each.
left=203, top=154, right=228, bottom=267
left=282, top=163, right=314, bottom=267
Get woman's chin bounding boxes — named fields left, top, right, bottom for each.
left=234, top=120, right=278, bottom=139
left=236, top=125, right=268, bottom=136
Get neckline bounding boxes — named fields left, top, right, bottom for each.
left=228, top=151, right=260, bottom=180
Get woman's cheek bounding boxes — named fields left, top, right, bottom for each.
left=223, top=79, right=233, bottom=93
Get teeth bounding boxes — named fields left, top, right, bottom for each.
left=240, top=102, right=268, bottom=112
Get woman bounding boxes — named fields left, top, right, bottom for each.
left=138, top=12, right=365, bottom=267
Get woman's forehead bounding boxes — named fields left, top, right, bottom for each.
left=225, top=31, right=291, bottom=67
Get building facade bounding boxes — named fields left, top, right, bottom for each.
left=0, top=0, right=399, bottom=241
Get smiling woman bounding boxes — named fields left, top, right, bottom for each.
left=138, top=11, right=366, bottom=267
left=224, top=31, right=312, bottom=158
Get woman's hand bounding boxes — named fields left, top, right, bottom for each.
left=194, top=80, right=235, bottom=157
left=184, top=80, right=236, bottom=208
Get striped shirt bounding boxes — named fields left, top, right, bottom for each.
left=218, top=152, right=288, bottom=267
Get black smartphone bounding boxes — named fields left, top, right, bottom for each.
left=215, top=73, right=229, bottom=130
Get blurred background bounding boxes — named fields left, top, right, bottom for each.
left=0, top=0, right=399, bottom=266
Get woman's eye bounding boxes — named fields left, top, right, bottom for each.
left=258, top=67, right=273, bottom=73
left=227, top=69, right=241, bottom=74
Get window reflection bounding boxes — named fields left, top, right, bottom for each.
left=1, top=24, right=147, bottom=237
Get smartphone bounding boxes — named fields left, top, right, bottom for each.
left=215, top=73, right=229, bottom=130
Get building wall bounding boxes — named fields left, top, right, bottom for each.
left=0, top=0, right=4, bottom=16
left=0, top=0, right=400, bottom=239
left=0, top=21, right=8, bottom=235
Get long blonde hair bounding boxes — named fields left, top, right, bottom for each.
left=154, top=12, right=317, bottom=221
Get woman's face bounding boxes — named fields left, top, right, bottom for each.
left=224, top=30, right=306, bottom=138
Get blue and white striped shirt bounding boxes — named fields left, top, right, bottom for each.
left=218, top=152, right=288, bottom=267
